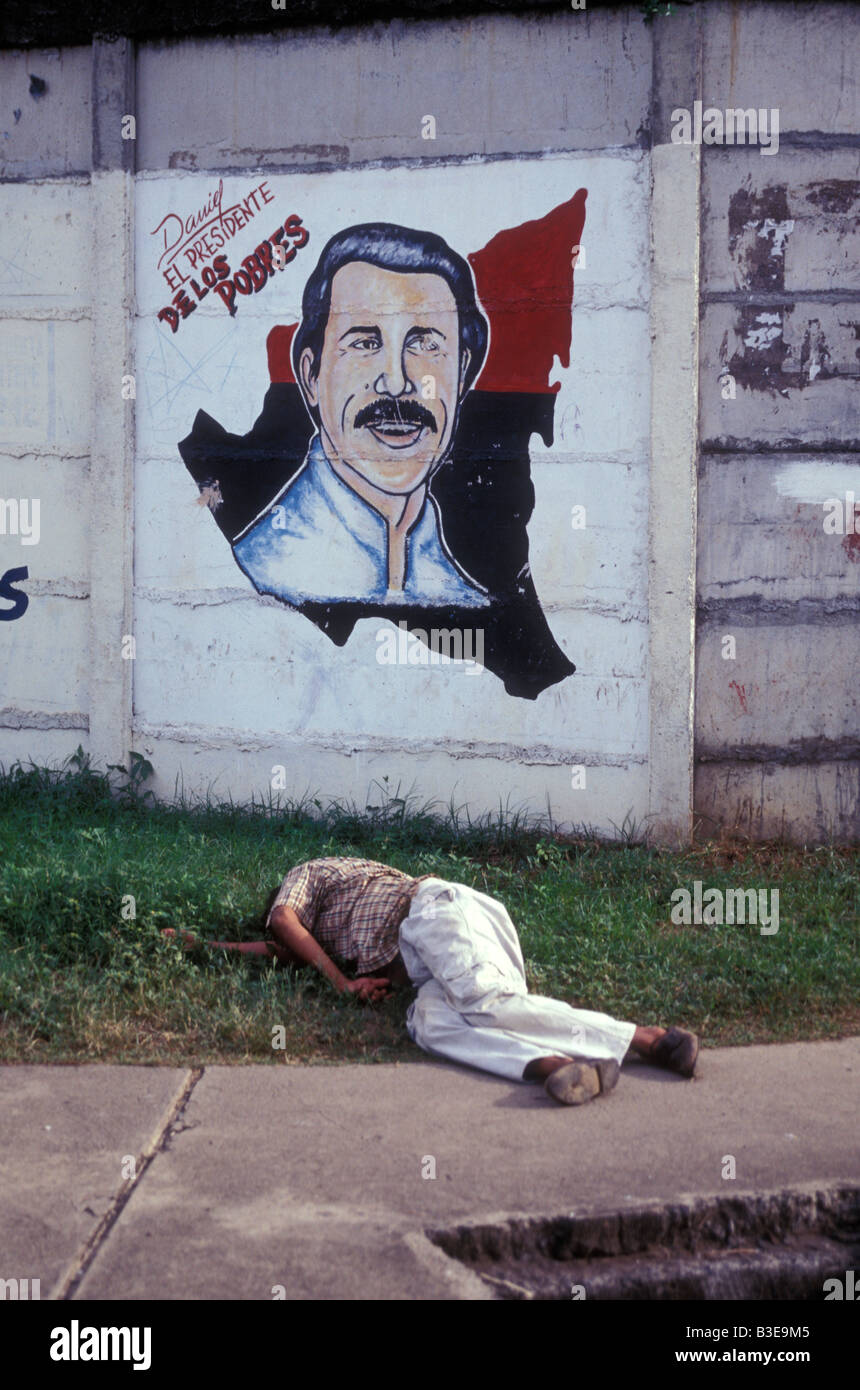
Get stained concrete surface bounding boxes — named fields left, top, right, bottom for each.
left=2, top=1038, right=856, bottom=1300
left=0, top=1066, right=190, bottom=1298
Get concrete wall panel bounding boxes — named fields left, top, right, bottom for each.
left=698, top=453, right=860, bottom=603
left=700, top=301, right=860, bottom=450
left=0, top=180, right=92, bottom=309
left=0, top=47, right=92, bottom=179
left=529, top=457, right=648, bottom=613
left=702, top=148, right=860, bottom=295
left=0, top=456, right=90, bottom=581
left=0, top=727, right=89, bottom=771
left=0, top=594, right=89, bottom=714
left=130, top=146, right=651, bottom=835
left=701, top=1, right=860, bottom=137
left=132, top=596, right=647, bottom=760
left=695, top=620, right=858, bottom=757
left=134, top=728, right=650, bottom=834
left=136, top=12, right=651, bottom=172
left=694, top=4, right=859, bottom=841
left=695, top=759, right=860, bottom=844
left=0, top=319, right=92, bottom=455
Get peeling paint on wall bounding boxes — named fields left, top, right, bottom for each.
left=721, top=177, right=860, bottom=399
left=728, top=183, right=792, bottom=291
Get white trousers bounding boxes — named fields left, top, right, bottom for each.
left=400, top=878, right=637, bottom=1082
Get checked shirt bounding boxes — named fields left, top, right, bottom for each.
left=266, top=857, right=425, bottom=973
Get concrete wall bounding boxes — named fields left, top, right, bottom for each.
left=694, top=1, right=860, bottom=842
left=0, top=47, right=93, bottom=767
left=1, top=2, right=857, bottom=843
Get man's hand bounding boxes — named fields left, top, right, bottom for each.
left=346, top=976, right=391, bottom=1004
left=269, top=906, right=396, bottom=1001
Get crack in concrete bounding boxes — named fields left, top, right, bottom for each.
left=0, top=708, right=89, bottom=730
left=696, top=739, right=860, bottom=766
left=54, top=1068, right=204, bottom=1301
left=131, top=720, right=648, bottom=767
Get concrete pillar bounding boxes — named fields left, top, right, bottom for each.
left=89, top=37, right=136, bottom=772
left=647, top=9, right=703, bottom=847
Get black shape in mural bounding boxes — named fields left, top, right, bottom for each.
left=179, top=198, right=586, bottom=698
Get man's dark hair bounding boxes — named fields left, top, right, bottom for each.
left=292, top=223, right=489, bottom=417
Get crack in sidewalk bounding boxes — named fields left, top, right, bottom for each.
left=54, top=1067, right=204, bottom=1300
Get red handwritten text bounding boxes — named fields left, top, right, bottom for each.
left=151, top=179, right=277, bottom=292
left=156, top=216, right=310, bottom=333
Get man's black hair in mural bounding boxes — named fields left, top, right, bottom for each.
left=293, top=223, right=489, bottom=409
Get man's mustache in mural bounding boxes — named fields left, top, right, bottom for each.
left=179, top=192, right=587, bottom=699
left=353, top=397, right=438, bottom=439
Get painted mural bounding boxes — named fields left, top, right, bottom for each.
left=163, top=183, right=586, bottom=698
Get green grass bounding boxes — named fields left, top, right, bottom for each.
left=0, top=748, right=857, bottom=1065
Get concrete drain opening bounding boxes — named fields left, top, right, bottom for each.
left=427, top=1185, right=860, bottom=1300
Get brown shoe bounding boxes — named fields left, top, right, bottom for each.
left=651, top=1027, right=699, bottom=1077
left=545, top=1057, right=620, bottom=1106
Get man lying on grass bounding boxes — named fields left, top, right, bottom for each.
left=165, top=856, right=699, bottom=1105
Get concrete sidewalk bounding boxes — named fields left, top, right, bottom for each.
left=1, top=1038, right=858, bottom=1300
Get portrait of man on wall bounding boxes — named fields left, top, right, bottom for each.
left=179, top=194, right=586, bottom=698
left=232, top=225, right=490, bottom=608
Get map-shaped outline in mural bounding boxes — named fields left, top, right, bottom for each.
left=179, top=191, right=586, bottom=699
